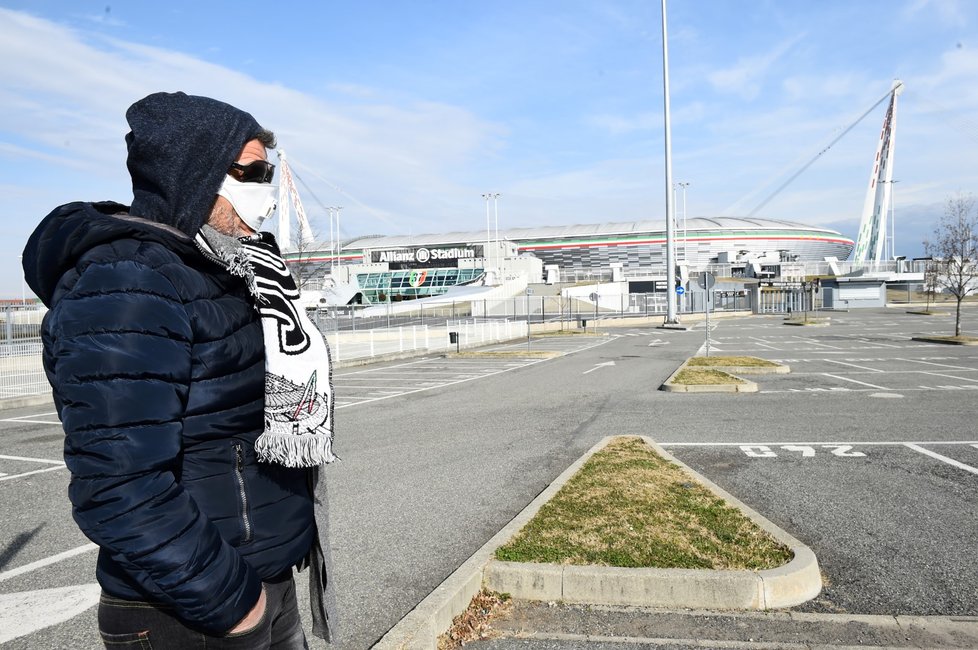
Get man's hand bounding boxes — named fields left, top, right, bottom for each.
left=229, top=585, right=266, bottom=634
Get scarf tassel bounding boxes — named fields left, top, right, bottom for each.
left=255, top=431, right=337, bottom=468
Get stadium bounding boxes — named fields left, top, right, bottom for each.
left=284, top=216, right=853, bottom=304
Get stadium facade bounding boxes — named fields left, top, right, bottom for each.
left=285, top=217, right=854, bottom=304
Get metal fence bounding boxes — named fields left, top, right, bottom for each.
left=756, top=288, right=822, bottom=314
left=0, top=307, right=46, bottom=400
left=1, top=290, right=755, bottom=400
left=0, top=311, right=527, bottom=400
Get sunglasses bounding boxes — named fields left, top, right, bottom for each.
left=229, top=159, right=275, bottom=183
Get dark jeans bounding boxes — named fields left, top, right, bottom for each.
left=97, top=571, right=308, bottom=649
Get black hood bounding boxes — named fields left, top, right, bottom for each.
left=126, top=91, right=264, bottom=236
left=22, top=201, right=198, bottom=307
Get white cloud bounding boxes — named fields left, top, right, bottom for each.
left=903, top=0, right=967, bottom=26
left=0, top=8, right=506, bottom=243
left=707, top=34, right=805, bottom=100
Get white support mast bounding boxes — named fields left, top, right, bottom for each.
left=276, top=150, right=315, bottom=250
left=852, top=80, right=903, bottom=263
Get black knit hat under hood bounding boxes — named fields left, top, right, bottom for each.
left=126, top=91, right=265, bottom=236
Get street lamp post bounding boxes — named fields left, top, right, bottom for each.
left=481, top=193, right=495, bottom=276
left=326, top=207, right=343, bottom=277
left=675, top=181, right=690, bottom=262
left=17, top=254, right=25, bottom=305
left=881, top=180, right=899, bottom=260
left=491, top=192, right=501, bottom=253
left=661, top=0, right=678, bottom=324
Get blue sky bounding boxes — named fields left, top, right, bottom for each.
left=3, top=0, right=977, bottom=298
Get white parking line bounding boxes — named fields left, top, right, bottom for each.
left=905, top=444, right=978, bottom=476
left=0, top=543, right=97, bottom=583
left=791, top=336, right=841, bottom=349
left=920, top=371, right=978, bottom=384
left=822, top=359, right=886, bottom=372
left=900, top=358, right=976, bottom=371
left=0, top=466, right=66, bottom=482
left=0, top=454, right=65, bottom=465
left=822, top=373, right=889, bottom=390
left=0, top=412, right=60, bottom=425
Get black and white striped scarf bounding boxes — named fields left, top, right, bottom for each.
left=196, top=228, right=336, bottom=467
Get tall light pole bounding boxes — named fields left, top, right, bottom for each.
left=326, top=207, right=343, bottom=277
left=661, top=0, right=678, bottom=323
left=481, top=193, right=492, bottom=274
left=675, top=181, right=690, bottom=263
left=881, top=180, right=899, bottom=260
left=491, top=193, right=501, bottom=272
left=17, top=254, right=25, bottom=305
left=334, top=206, right=343, bottom=278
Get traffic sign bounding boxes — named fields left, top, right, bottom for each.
left=676, top=286, right=685, bottom=296
left=697, top=272, right=716, bottom=290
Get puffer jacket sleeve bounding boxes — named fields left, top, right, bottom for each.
left=49, top=254, right=262, bottom=635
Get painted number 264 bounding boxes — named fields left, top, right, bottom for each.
left=740, top=445, right=866, bottom=458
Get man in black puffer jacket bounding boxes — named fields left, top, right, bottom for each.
left=22, top=92, right=335, bottom=648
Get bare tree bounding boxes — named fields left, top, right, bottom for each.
left=923, top=263, right=939, bottom=313
left=287, top=229, right=324, bottom=292
left=924, top=194, right=978, bottom=337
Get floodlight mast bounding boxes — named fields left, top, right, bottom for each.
left=661, top=0, right=678, bottom=323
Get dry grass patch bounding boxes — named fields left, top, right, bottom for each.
left=495, top=437, right=792, bottom=570
left=672, top=368, right=746, bottom=385
left=687, top=356, right=778, bottom=368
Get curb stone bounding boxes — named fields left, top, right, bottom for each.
left=660, top=360, right=758, bottom=393
left=911, top=335, right=978, bottom=346
left=373, top=436, right=821, bottom=649
left=485, top=438, right=822, bottom=610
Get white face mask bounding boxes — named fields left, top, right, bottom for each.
left=217, top=176, right=278, bottom=232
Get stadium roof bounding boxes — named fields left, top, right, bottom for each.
left=340, top=217, right=847, bottom=250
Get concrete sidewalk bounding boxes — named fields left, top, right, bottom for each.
left=467, top=602, right=978, bottom=649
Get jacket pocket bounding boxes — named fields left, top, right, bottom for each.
left=231, top=442, right=253, bottom=544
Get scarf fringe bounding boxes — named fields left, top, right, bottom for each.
left=255, top=431, right=337, bottom=468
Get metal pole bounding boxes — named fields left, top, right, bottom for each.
left=705, top=288, right=711, bottom=356
left=493, top=193, right=500, bottom=261
left=335, top=207, right=342, bottom=278
left=482, top=193, right=491, bottom=276
left=661, top=0, right=678, bottom=323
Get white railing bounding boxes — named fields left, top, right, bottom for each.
left=0, top=318, right=529, bottom=400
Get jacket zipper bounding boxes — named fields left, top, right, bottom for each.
left=194, top=237, right=228, bottom=269
left=232, top=442, right=253, bottom=543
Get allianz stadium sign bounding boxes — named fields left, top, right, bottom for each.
left=372, top=247, right=476, bottom=265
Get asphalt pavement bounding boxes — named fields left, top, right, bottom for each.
left=1, top=308, right=977, bottom=649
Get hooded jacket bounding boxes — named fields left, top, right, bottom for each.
left=21, top=93, right=315, bottom=636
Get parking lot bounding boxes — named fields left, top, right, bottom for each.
left=659, top=308, right=978, bottom=616
left=1, top=308, right=976, bottom=647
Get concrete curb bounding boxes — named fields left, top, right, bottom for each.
left=782, top=319, right=830, bottom=327
left=659, top=360, right=758, bottom=393
left=706, top=364, right=791, bottom=375
left=911, top=335, right=978, bottom=346
left=373, top=437, right=621, bottom=650
left=0, top=394, right=54, bottom=411
left=485, top=438, right=821, bottom=611
left=447, top=351, right=562, bottom=359
left=373, top=436, right=821, bottom=649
